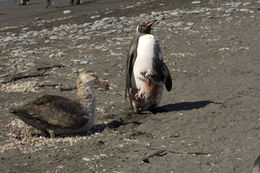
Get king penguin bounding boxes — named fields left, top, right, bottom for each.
left=126, top=21, right=172, bottom=113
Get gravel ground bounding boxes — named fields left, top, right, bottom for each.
left=0, top=0, right=259, bottom=172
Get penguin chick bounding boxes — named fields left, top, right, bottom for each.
left=10, top=71, right=97, bottom=137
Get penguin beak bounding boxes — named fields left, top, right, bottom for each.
left=146, top=20, right=156, bottom=27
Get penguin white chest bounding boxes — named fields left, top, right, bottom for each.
left=132, top=34, right=157, bottom=88
left=129, top=34, right=165, bottom=112
left=134, top=35, right=156, bottom=74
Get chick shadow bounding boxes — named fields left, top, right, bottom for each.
left=30, top=119, right=140, bottom=138
left=89, top=119, right=141, bottom=135
left=152, top=100, right=221, bottom=114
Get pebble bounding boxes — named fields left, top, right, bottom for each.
left=192, top=1, right=201, bottom=4
left=80, top=60, right=88, bottom=65
left=172, top=21, right=184, bottom=27
left=26, top=62, right=36, bottom=67
left=88, top=54, right=95, bottom=59
left=90, top=15, right=100, bottom=19
left=239, top=9, right=249, bottom=13
left=82, top=157, right=91, bottom=162
left=0, top=0, right=256, bottom=83
left=63, top=10, right=72, bottom=15
left=26, top=50, right=35, bottom=54
left=49, top=36, right=58, bottom=40
left=187, top=22, right=194, bottom=26
left=49, top=54, right=55, bottom=58
left=223, top=2, right=242, bottom=8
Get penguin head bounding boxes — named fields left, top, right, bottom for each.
left=136, top=21, right=156, bottom=34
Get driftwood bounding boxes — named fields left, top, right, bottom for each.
left=38, top=84, right=60, bottom=88
left=37, top=64, right=65, bottom=71
left=141, top=148, right=211, bottom=163
left=141, top=149, right=167, bottom=163
left=1, top=69, right=47, bottom=84
left=60, top=86, right=77, bottom=92
left=1, top=64, right=65, bottom=84
left=167, top=150, right=211, bottom=155
left=95, top=78, right=109, bottom=90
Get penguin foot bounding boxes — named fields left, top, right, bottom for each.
left=130, top=88, right=146, bottom=113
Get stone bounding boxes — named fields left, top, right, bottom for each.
left=191, top=1, right=201, bottom=4
left=63, top=10, right=72, bottom=15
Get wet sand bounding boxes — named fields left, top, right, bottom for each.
left=0, top=0, right=260, bottom=172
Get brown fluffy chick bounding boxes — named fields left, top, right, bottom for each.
left=10, top=71, right=97, bottom=137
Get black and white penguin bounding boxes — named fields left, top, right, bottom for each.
left=126, top=21, right=172, bottom=113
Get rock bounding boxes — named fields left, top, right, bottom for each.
left=78, top=36, right=91, bottom=40
left=242, top=2, right=251, bottom=6
left=239, top=9, right=249, bottom=13
left=80, top=61, right=88, bottom=65
left=22, top=27, right=30, bottom=31
left=49, top=35, right=58, bottom=40
left=191, top=1, right=201, bottom=4
left=49, top=54, right=55, bottom=58
left=183, top=26, right=192, bottom=30
left=82, top=157, right=91, bottom=162
left=187, top=22, right=194, bottom=26
left=173, top=21, right=184, bottom=27
left=26, top=62, right=36, bottom=67
left=63, top=10, right=71, bottom=15
left=223, top=2, right=242, bottom=8
left=170, top=11, right=182, bottom=17
left=90, top=15, right=100, bottom=19
left=186, top=9, right=203, bottom=14
left=88, top=54, right=95, bottom=59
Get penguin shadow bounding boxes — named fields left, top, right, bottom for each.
left=153, top=100, right=222, bottom=113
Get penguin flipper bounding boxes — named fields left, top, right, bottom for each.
left=125, top=44, right=135, bottom=99
left=163, top=63, right=172, bottom=91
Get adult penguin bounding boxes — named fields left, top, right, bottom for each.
left=126, top=21, right=172, bottom=113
